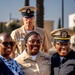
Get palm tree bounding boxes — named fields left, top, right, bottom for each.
left=24, top=0, right=29, bottom=6
left=57, top=18, right=62, bottom=29
left=0, top=22, right=4, bottom=33
left=62, top=0, right=64, bottom=28
left=36, top=0, right=44, bottom=28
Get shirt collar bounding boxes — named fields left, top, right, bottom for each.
left=22, top=25, right=36, bottom=33
left=0, top=55, right=12, bottom=62
left=22, top=50, right=39, bottom=60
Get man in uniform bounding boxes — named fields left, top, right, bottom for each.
left=50, top=28, right=75, bottom=75
left=11, top=6, right=52, bottom=58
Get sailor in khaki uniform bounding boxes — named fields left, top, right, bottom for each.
left=15, top=31, right=51, bottom=75
left=11, top=6, right=52, bottom=58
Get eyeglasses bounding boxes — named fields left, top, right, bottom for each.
left=28, top=40, right=42, bottom=44
left=56, top=43, right=70, bottom=47
left=1, top=42, right=15, bottom=47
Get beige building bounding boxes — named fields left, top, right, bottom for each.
left=44, top=20, right=54, bottom=39
left=69, top=13, right=75, bottom=30
left=69, top=13, right=75, bottom=50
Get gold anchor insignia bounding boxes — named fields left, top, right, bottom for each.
left=61, top=32, right=67, bottom=38
left=27, top=9, right=30, bottom=14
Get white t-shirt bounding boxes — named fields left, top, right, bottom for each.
left=60, top=57, right=64, bottom=62
left=31, top=55, right=37, bottom=60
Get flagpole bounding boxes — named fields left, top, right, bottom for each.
left=62, top=0, right=64, bottom=28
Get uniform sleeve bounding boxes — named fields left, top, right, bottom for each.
left=11, top=30, right=16, bottom=41
left=10, top=31, right=17, bottom=58
left=43, top=30, right=52, bottom=52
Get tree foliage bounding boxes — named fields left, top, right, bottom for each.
left=24, top=0, right=29, bottom=6
left=0, top=23, right=4, bottom=33
left=0, top=22, right=21, bottom=34
left=57, top=18, right=62, bottom=29
left=6, top=22, right=21, bottom=34
left=36, top=0, right=44, bottom=28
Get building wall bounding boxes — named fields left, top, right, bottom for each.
left=69, top=13, right=75, bottom=50
left=69, top=13, right=75, bottom=29
left=44, top=20, right=54, bottom=40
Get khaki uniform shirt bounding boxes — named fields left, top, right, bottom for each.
left=14, top=50, right=51, bottom=75
left=11, top=25, right=52, bottom=55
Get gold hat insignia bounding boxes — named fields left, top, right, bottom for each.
left=61, top=31, right=68, bottom=38
left=26, top=9, right=31, bottom=14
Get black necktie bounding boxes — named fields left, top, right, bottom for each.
left=62, top=57, right=66, bottom=63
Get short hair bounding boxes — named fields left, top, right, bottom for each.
left=24, top=31, right=41, bottom=42
left=0, top=33, right=10, bottom=40
left=0, top=33, right=14, bottom=42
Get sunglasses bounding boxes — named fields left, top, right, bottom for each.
left=1, top=42, right=15, bottom=47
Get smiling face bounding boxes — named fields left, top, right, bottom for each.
left=26, top=34, right=41, bottom=56
left=0, top=34, right=15, bottom=57
left=22, top=16, right=35, bottom=30
left=54, top=42, right=71, bottom=57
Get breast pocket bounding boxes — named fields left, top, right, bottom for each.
left=41, top=61, right=51, bottom=75
left=22, top=63, right=32, bottom=68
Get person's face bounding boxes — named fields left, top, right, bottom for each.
left=22, top=16, right=35, bottom=28
left=54, top=42, right=71, bottom=57
left=26, top=34, right=41, bottom=55
left=0, top=36, right=15, bottom=57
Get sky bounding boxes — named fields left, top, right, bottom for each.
left=0, top=0, right=75, bottom=29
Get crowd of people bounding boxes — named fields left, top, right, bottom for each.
left=0, top=6, right=75, bottom=75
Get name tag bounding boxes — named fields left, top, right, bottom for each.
left=18, top=38, right=24, bottom=41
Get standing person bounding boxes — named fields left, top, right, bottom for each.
left=50, top=28, right=75, bottom=75
left=15, top=31, right=51, bottom=75
left=11, top=6, right=52, bottom=58
left=0, top=33, right=24, bottom=75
